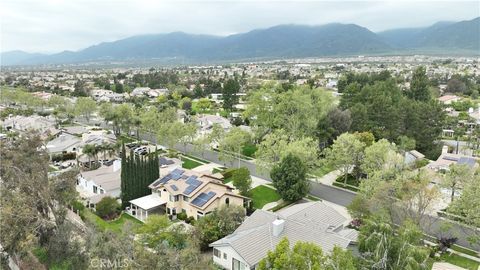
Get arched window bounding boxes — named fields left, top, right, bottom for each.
left=225, top=198, right=230, bottom=205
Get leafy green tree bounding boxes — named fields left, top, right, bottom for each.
left=218, top=127, right=252, bottom=166
left=196, top=98, right=211, bottom=113
left=194, top=205, right=245, bottom=250
left=408, top=66, right=431, bottom=102
left=325, top=133, right=365, bottom=184
left=231, top=167, right=252, bottom=196
left=256, top=129, right=317, bottom=170
left=397, top=135, right=416, bottom=152
left=137, top=215, right=187, bottom=249
left=441, top=164, right=474, bottom=203
left=358, top=219, right=429, bottom=270
left=271, top=153, right=309, bottom=201
left=73, top=80, right=88, bottom=97
left=0, top=133, right=78, bottom=256
left=316, top=108, right=352, bottom=150
left=222, top=79, right=240, bottom=111
left=361, top=139, right=397, bottom=177
left=95, top=196, right=120, bottom=220
left=74, top=97, right=97, bottom=122
left=447, top=174, right=480, bottom=244
left=258, top=238, right=356, bottom=270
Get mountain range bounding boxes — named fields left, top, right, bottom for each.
left=2, top=17, right=479, bottom=66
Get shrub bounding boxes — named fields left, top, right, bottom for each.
left=177, top=212, right=187, bottom=221
left=437, top=237, right=458, bottom=253
left=242, top=143, right=257, bottom=157
left=415, top=158, right=429, bottom=168
left=221, top=168, right=238, bottom=179
left=95, top=197, right=120, bottom=220
left=51, top=152, right=77, bottom=162
left=231, top=167, right=252, bottom=196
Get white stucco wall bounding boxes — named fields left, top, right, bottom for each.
left=212, top=246, right=250, bottom=270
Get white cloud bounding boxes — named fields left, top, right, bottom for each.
left=0, top=0, right=478, bottom=53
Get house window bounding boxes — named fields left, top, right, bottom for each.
left=172, top=208, right=176, bottom=215
left=225, top=198, right=230, bottom=205
left=183, top=195, right=189, bottom=202
left=93, top=186, right=98, bottom=194
left=100, top=189, right=104, bottom=194
left=213, top=248, right=221, bottom=258
left=169, top=195, right=174, bottom=202
left=174, top=195, right=180, bottom=202
left=223, top=253, right=227, bottom=260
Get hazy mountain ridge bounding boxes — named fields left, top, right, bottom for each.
left=2, top=18, right=479, bottom=66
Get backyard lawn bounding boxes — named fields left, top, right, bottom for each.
left=249, top=185, right=281, bottom=209
left=181, top=156, right=203, bottom=169
left=84, top=211, right=142, bottom=233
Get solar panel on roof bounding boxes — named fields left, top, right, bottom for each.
left=172, top=174, right=182, bottom=180
left=171, top=185, right=178, bottom=191
left=191, top=191, right=217, bottom=207
left=171, top=168, right=185, bottom=175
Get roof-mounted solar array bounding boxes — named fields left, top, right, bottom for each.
left=191, top=191, right=216, bottom=207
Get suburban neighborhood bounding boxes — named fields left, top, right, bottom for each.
left=1, top=2, right=480, bottom=270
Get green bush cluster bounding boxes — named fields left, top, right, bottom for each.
left=51, top=152, right=76, bottom=162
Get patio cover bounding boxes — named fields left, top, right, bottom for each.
left=129, top=193, right=166, bottom=210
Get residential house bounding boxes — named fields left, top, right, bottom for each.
left=438, top=95, right=461, bottom=105
left=197, top=114, right=232, bottom=137
left=77, top=160, right=122, bottom=206
left=428, top=146, right=479, bottom=175
left=46, top=132, right=82, bottom=155
left=404, top=150, right=426, bottom=165
left=209, top=201, right=358, bottom=270
left=126, top=168, right=249, bottom=222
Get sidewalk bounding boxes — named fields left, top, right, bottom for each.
left=312, top=170, right=342, bottom=185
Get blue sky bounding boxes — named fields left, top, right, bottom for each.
left=1, top=0, right=479, bottom=53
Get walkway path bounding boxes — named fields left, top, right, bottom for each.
left=313, top=170, right=341, bottom=185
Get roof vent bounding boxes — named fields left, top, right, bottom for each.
left=272, top=219, right=285, bottom=237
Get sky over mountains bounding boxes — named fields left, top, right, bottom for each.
left=2, top=17, right=479, bottom=66
left=1, top=0, right=479, bottom=53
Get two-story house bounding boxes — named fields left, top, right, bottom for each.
left=126, top=168, right=249, bottom=222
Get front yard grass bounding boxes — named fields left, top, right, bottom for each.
left=181, top=156, right=203, bottom=169
left=311, top=163, right=334, bottom=177
left=439, top=252, right=480, bottom=270
left=335, top=173, right=360, bottom=186
left=249, top=185, right=281, bottom=209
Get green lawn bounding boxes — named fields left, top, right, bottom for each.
left=48, top=166, right=58, bottom=172
left=183, top=154, right=209, bottom=164
left=84, top=211, right=142, bottom=233
left=249, top=185, right=281, bottom=209
left=450, top=245, right=480, bottom=258
left=332, top=182, right=359, bottom=192
left=311, top=163, right=334, bottom=177
left=439, top=253, right=480, bottom=270
left=223, top=176, right=233, bottom=183
left=242, top=144, right=257, bottom=158
left=181, top=157, right=203, bottom=169
left=335, top=174, right=360, bottom=186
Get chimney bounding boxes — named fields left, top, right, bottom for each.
left=113, top=159, right=122, bottom=172
left=272, top=219, right=285, bottom=237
